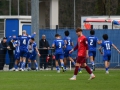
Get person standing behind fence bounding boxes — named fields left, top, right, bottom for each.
left=99, top=34, right=120, bottom=74
left=0, top=37, right=9, bottom=70
left=39, top=35, right=50, bottom=70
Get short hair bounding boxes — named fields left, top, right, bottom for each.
left=90, top=29, right=95, bottom=35
left=30, top=38, right=35, bottom=41
left=55, top=34, right=60, bottom=37
left=76, top=27, right=82, bottom=32
left=22, top=30, right=26, bottom=33
left=64, top=30, right=69, bottom=36
left=103, top=34, right=108, bottom=40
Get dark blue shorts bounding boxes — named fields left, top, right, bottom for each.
left=64, top=49, right=72, bottom=58
left=103, top=54, right=111, bottom=61
left=89, top=51, right=96, bottom=57
left=55, top=54, right=64, bottom=60
left=20, top=48, right=28, bottom=57
left=15, top=52, right=20, bottom=60
left=29, top=53, right=37, bottom=61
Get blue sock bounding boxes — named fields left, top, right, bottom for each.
left=91, top=61, right=95, bottom=65
left=72, top=62, right=76, bottom=66
left=106, top=68, right=108, bottom=71
left=56, top=66, right=59, bottom=70
left=35, top=62, right=38, bottom=69
left=22, top=62, right=26, bottom=69
left=64, top=66, right=66, bottom=70
left=78, top=68, right=81, bottom=72
left=61, top=63, right=64, bottom=67
left=14, top=64, right=18, bottom=69
left=28, top=62, right=31, bottom=69
left=19, top=61, right=23, bottom=68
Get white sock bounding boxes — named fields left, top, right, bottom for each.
left=90, top=73, right=94, bottom=77
left=73, top=75, right=76, bottom=78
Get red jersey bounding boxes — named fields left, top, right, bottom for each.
left=74, top=35, right=88, bottom=57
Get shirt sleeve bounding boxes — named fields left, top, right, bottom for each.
left=74, top=43, right=78, bottom=51
left=84, top=37, right=88, bottom=50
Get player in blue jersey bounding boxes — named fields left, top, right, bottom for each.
left=87, top=30, right=101, bottom=71
left=63, top=30, right=75, bottom=71
left=99, top=34, right=120, bottom=74
left=52, top=34, right=65, bottom=73
left=13, top=36, right=20, bottom=71
left=27, top=38, right=41, bottom=71
left=19, top=30, right=36, bottom=71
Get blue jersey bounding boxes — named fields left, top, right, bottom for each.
left=19, top=34, right=36, bottom=49
left=19, top=36, right=30, bottom=49
left=87, top=36, right=98, bottom=51
left=63, top=36, right=73, bottom=50
left=13, top=40, right=20, bottom=53
left=27, top=42, right=37, bottom=54
left=101, top=40, right=112, bottom=55
left=53, top=39, right=65, bottom=54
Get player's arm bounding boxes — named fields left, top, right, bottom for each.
left=52, top=41, right=55, bottom=48
left=112, top=44, right=120, bottom=53
left=71, top=42, right=74, bottom=48
left=85, top=38, right=89, bottom=58
left=99, top=46, right=103, bottom=54
left=97, top=40, right=102, bottom=44
left=69, top=43, right=78, bottom=53
left=35, top=47, right=41, bottom=57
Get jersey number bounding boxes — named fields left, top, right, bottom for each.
left=68, top=40, right=70, bottom=45
left=106, top=43, right=110, bottom=50
left=23, top=39, right=26, bottom=45
left=59, top=42, right=61, bottom=48
left=90, top=39, right=93, bottom=45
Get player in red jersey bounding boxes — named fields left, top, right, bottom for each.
left=69, top=27, right=95, bottom=80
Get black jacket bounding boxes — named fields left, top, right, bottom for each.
left=8, top=41, right=15, bottom=55
left=39, top=39, right=50, bottom=55
left=1, top=41, right=8, bottom=55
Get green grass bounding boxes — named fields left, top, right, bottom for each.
left=0, top=70, right=120, bottom=90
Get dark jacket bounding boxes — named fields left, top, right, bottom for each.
left=39, top=39, right=50, bottom=55
left=8, top=41, right=15, bottom=55
left=1, top=41, right=8, bottom=55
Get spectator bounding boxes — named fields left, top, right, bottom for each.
left=8, top=36, right=16, bottom=70
left=39, top=35, right=50, bottom=70
left=0, top=37, right=9, bottom=70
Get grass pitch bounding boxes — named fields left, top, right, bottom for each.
left=0, top=70, right=120, bottom=90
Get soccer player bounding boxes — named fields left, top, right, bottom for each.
left=13, top=36, right=20, bottom=71
left=27, top=38, right=41, bottom=71
left=63, top=30, right=75, bottom=71
left=52, top=34, right=65, bottom=73
left=87, top=29, right=101, bottom=71
left=19, top=30, right=36, bottom=71
left=99, top=34, right=120, bottom=74
left=69, top=27, right=95, bottom=80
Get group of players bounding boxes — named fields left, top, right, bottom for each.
left=10, top=30, right=40, bottom=71
left=9, top=27, right=120, bottom=80
left=52, top=27, right=120, bottom=80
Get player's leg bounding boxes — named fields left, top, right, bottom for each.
left=21, top=50, right=28, bottom=71
left=89, top=51, right=96, bottom=71
left=34, top=60, right=38, bottom=71
left=103, top=55, right=110, bottom=74
left=59, top=54, right=65, bottom=72
left=105, top=61, right=109, bottom=74
left=82, top=63, right=95, bottom=80
left=55, top=54, right=60, bottom=73
left=28, top=59, right=31, bottom=71
left=69, top=56, right=81, bottom=80
left=63, top=57, right=67, bottom=71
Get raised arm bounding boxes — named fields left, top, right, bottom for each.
left=112, top=44, right=120, bottom=53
